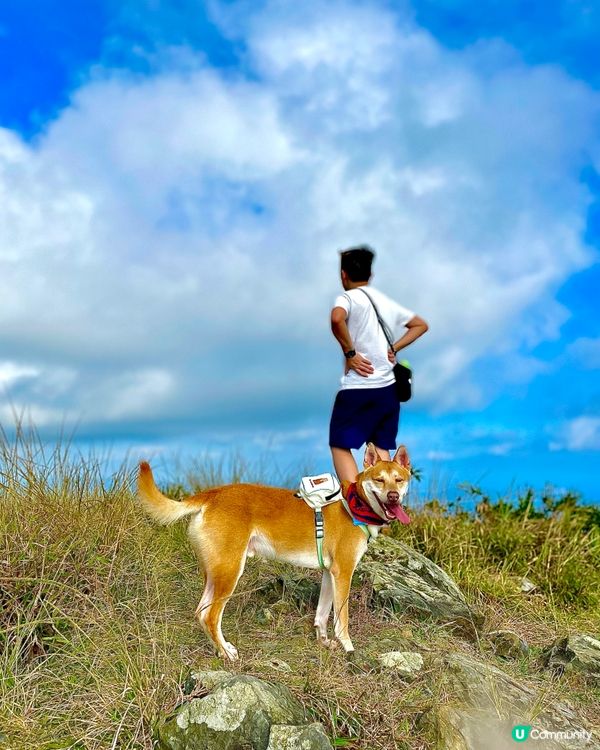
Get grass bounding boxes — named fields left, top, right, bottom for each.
left=1, top=424, right=599, bottom=749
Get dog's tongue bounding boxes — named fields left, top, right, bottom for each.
left=389, top=504, right=411, bottom=524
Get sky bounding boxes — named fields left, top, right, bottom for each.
left=0, top=0, right=599, bottom=503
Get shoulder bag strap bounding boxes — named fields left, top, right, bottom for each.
left=359, top=288, right=396, bottom=355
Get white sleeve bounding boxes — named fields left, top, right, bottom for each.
left=332, top=293, right=351, bottom=315
left=394, top=302, right=415, bottom=329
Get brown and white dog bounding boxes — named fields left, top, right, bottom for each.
left=137, top=443, right=411, bottom=661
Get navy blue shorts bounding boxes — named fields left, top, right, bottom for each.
left=328, top=383, right=400, bottom=450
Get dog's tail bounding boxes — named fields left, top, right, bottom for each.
left=137, top=461, right=202, bottom=525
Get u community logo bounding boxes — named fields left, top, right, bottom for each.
left=513, top=726, right=531, bottom=742
left=512, top=724, right=593, bottom=743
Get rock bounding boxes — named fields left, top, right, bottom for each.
left=264, top=658, right=293, bottom=673
left=256, top=607, right=274, bottom=625
left=426, top=652, right=598, bottom=750
left=357, top=536, right=484, bottom=639
left=157, top=671, right=317, bottom=750
left=267, top=573, right=321, bottom=611
left=520, top=577, right=538, bottom=594
left=267, top=723, right=332, bottom=749
left=377, top=650, right=424, bottom=677
left=487, top=630, right=529, bottom=659
left=540, top=633, right=600, bottom=683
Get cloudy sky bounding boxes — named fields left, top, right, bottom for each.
left=1, top=0, right=599, bottom=500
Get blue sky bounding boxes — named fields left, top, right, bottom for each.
left=0, top=0, right=599, bottom=503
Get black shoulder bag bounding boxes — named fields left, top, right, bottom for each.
left=359, top=289, right=412, bottom=402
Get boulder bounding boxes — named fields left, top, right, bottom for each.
left=157, top=671, right=332, bottom=750
left=357, top=536, right=483, bottom=639
left=425, top=652, right=598, bottom=750
left=486, top=630, right=529, bottom=660
left=267, top=724, right=332, bottom=750
left=540, top=633, right=600, bottom=683
left=377, top=650, right=424, bottom=677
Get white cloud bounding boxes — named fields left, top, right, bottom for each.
left=408, top=421, right=530, bottom=462
left=549, top=416, right=600, bottom=452
left=0, top=403, right=75, bottom=428
left=0, top=0, right=598, bottom=435
left=0, top=361, right=39, bottom=388
left=86, top=368, right=176, bottom=421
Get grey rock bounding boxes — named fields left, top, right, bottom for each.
left=256, top=607, right=274, bottom=625
left=426, top=652, right=598, bottom=750
left=157, top=672, right=307, bottom=750
left=267, top=723, right=332, bottom=750
left=540, top=633, right=600, bottom=683
left=189, top=670, right=233, bottom=690
left=264, top=658, right=293, bottom=673
left=487, top=630, right=529, bottom=659
left=377, top=650, right=424, bottom=676
left=267, top=573, right=321, bottom=611
left=520, top=577, right=538, bottom=594
left=357, top=536, right=484, bottom=639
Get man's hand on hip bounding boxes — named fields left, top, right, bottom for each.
left=345, top=353, right=374, bottom=376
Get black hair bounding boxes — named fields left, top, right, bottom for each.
left=340, top=244, right=375, bottom=282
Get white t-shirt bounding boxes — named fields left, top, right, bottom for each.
left=333, top=286, right=415, bottom=389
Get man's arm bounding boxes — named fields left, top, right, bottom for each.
left=389, top=315, right=429, bottom=357
left=331, top=306, right=374, bottom=376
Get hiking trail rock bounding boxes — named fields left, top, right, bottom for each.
left=357, top=536, right=484, bottom=639
left=519, top=577, right=538, bottom=594
left=267, top=724, right=332, bottom=750
left=424, top=651, right=598, bottom=750
left=486, top=630, right=529, bottom=660
left=156, top=671, right=333, bottom=750
left=540, top=633, right=600, bottom=683
left=377, top=650, right=424, bottom=677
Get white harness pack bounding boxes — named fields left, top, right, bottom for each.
left=297, top=473, right=342, bottom=509
left=296, top=473, right=342, bottom=568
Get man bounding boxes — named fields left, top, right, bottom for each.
left=329, top=245, right=428, bottom=482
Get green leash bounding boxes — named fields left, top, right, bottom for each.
left=314, top=509, right=325, bottom=568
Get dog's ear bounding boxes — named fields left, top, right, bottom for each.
left=392, top=445, right=410, bottom=470
left=363, top=442, right=382, bottom=468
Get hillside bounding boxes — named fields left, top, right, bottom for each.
left=1, top=435, right=599, bottom=749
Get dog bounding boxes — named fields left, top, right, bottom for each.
left=137, top=442, right=411, bottom=661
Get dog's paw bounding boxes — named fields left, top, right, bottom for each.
left=317, top=635, right=338, bottom=650
left=221, top=641, right=239, bottom=661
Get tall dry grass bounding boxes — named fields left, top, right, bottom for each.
left=1, top=423, right=599, bottom=749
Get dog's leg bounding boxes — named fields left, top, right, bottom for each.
left=194, top=549, right=248, bottom=662
left=314, top=571, right=336, bottom=648
left=330, top=564, right=356, bottom=653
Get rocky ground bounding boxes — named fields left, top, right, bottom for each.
left=2, top=448, right=599, bottom=750
left=152, top=537, right=600, bottom=750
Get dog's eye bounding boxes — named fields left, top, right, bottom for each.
left=374, top=477, right=385, bottom=483
left=396, top=478, right=405, bottom=483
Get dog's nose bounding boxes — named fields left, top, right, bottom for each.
left=387, top=491, right=400, bottom=503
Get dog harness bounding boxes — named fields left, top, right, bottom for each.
left=312, top=487, right=377, bottom=568
left=341, top=483, right=386, bottom=526
left=296, top=475, right=396, bottom=568
left=295, top=473, right=343, bottom=569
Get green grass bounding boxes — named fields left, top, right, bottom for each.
left=1, top=424, right=599, bottom=749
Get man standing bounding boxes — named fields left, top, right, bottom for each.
left=329, top=245, right=428, bottom=482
